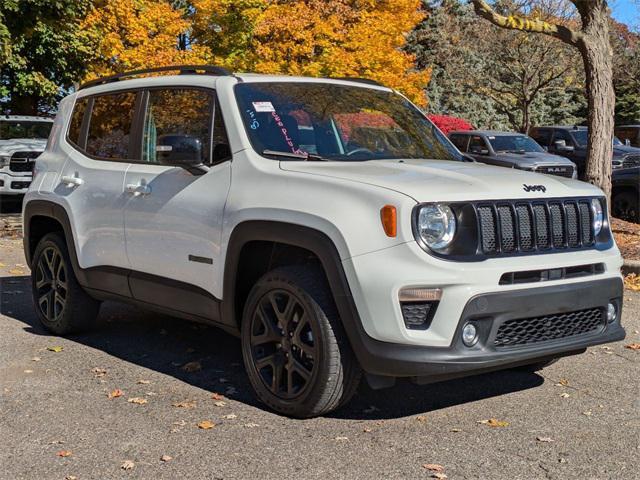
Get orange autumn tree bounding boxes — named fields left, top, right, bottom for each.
left=192, top=0, right=430, bottom=105
left=82, top=0, right=209, bottom=80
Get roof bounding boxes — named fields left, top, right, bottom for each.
left=449, top=130, right=526, bottom=137
left=0, top=115, right=54, bottom=123
left=532, top=125, right=587, bottom=130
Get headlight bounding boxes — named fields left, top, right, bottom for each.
left=591, top=198, right=603, bottom=236
left=0, top=155, right=10, bottom=168
left=417, top=203, right=457, bottom=251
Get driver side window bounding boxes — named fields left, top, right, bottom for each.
left=141, top=89, right=213, bottom=165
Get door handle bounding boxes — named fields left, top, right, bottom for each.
left=61, top=175, right=84, bottom=188
left=126, top=183, right=151, bottom=196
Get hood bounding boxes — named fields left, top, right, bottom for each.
left=280, top=158, right=601, bottom=202
left=493, top=151, right=574, bottom=167
left=0, top=138, right=47, bottom=155
left=613, top=145, right=640, bottom=158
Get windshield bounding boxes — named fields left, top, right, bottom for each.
left=0, top=120, right=52, bottom=140
left=488, top=135, right=544, bottom=153
left=572, top=129, right=624, bottom=147
left=234, top=82, right=462, bottom=162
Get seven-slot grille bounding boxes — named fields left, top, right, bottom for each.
left=535, top=165, right=574, bottom=178
left=476, top=200, right=594, bottom=255
left=622, top=154, right=640, bottom=169
left=9, top=151, right=40, bottom=172
left=494, top=308, right=604, bottom=348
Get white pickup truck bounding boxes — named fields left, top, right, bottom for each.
left=0, top=116, right=53, bottom=197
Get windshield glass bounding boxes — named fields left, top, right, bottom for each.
left=572, top=129, right=624, bottom=147
left=488, top=135, right=544, bottom=153
left=234, top=82, right=461, bottom=162
left=0, top=121, right=52, bottom=140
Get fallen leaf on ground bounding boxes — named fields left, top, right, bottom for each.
left=65, top=476, right=78, bottom=480
left=582, top=411, right=592, bottom=416
left=137, top=379, right=151, bottom=384
left=211, top=393, right=225, bottom=400
left=121, top=460, right=135, bottom=470
left=450, top=428, right=461, bottom=433
left=624, top=343, right=640, bottom=350
left=48, top=440, right=64, bottom=445
left=160, top=455, right=172, bottom=462
left=197, top=420, right=215, bottom=430
left=31, top=357, right=40, bottom=362
left=244, top=423, right=259, bottom=428
left=423, top=464, right=445, bottom=472
left=182, top=361, right=202, bottom=372
left=56, top=450, right=72, bottom=457
left=559, top=393, right=570, bottom=398
left=536, top=436, right=554, bottom=443
left=47, top=346, right=63, bottom=352
left=478, top=418, right=509, bottom=428
left=555, top=378, right=569, bottom=386
left=91, top=368, right=107, bottom=377
left=624, top=273, right=640, bottom=291
left=363, top=427, right=372, bottom=433
left=172, top=400, right=196, bottom=408
left=223, top=414, right=237, bottom=420
left=416, top=415, right=428, bottom=423
left=128, top=397, right=148, bottom=405
left=24, top=369, right=33, bottom=373
left=334, top=436, right=348, bottom=441
left=213, top=401, right=226, bottom=407
left=108, top=389, right=123, bottom=399
left=431, top=473, right=448, bottom=479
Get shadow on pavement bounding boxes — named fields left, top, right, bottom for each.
left=0, top=274, right=544, bottom=420
left=0, top=195, right=23, bottom=214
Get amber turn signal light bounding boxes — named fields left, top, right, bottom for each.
left=380, top=205, right=397, bottom=237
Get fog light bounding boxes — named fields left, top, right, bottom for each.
left=461, top=323, right=478, bottom=347
left=606, top=303, right=617, bottom=323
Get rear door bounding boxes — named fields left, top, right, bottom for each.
left=123, top=87, right=232, bottom=317
left=58, top=91, right=138, bottom=294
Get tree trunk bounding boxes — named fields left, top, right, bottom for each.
left=578, top=4, right=615, bottom=202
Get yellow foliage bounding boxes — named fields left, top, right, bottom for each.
left=82, top=0, right=209, bottom=80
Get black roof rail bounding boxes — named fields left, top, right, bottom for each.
left=79, top=65, right=233, bottom=90
left=332, top=77, right=385, bottom=87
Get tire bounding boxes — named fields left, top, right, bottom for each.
left=241, top=266, right=361, bottom=418
left=612, top=190, right=639, bottom=223
left=31, top=232, right=100, bottom=335
left=514, top=358, right=558, bottom=373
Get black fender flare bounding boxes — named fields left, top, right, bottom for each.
left=222, top=220, right=373, bottom=366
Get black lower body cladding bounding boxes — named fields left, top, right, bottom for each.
left=354, top=277, right=625, bottom=384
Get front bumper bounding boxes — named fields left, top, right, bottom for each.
left=351, top=277, right=624, bottom=381
left=0, top=172, right=31, bottom=194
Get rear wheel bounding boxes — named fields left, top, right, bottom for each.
left=31, top=233, right=100, bottom=335
left=241, top=266, right=361, bottom=418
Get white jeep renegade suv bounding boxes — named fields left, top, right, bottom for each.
left=23, top=66, right=625, bottom=417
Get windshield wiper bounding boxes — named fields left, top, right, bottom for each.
left=262, top=149, right=329, bottom=161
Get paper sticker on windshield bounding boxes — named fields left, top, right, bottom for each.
left=252, top=101, right=275, bottom=112
left=488, top=136, right=495, bottom=140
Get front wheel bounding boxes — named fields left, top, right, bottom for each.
left=241, top=266, right=361, bottom=418
left=31, top=233, right=100, bottom=335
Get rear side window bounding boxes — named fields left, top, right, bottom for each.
left=68, top=98, right=88, bottom=147
left=86, top=92, right=137, bottom=160
left=531, top=129, right=552, bottom=147
left=141, top=89, right=213, bottom=165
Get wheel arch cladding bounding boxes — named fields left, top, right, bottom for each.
left=222, top=221, right=368, bottom=363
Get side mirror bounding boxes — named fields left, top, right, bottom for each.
left=625, top=139, right=631, bottom=147
left=553, top=140, right=575, bottom=153
left=157, top=135, right=209, bottom=175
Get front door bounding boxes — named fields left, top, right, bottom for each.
left=123, top=87, right=232, bottom=319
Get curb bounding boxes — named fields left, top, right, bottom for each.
left=622, top=260, right=640, bottom=276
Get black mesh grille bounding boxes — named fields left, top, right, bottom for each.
left=622, top=154, right=640, bottom=169
left=477, top=199, right=595, bottom=255
left=494, top=308, right=604, bottom=348
left=515, top=205, right=533, bottom=250
left=497, top=206, right=515, bottom=252
left=401, top=302, right=436, bottom=330
left=477, top=206, right=497, bottom=253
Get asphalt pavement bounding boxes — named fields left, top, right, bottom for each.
left=1, top=234, right=639, bottom=480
